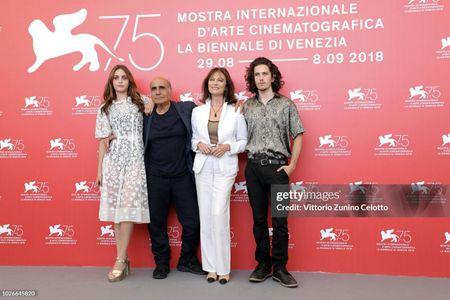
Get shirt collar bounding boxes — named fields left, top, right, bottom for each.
left=255, top=92, right=280, bottom=104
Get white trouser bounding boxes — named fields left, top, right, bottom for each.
left=195, top=156, right=236, bottom=275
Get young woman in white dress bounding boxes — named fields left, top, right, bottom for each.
left=191, top=68, right=247, bottom=284
left=95, top=64, right=150, bottom=282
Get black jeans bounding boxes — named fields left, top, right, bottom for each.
left=245, top=162, right=289, bottom=269
left=147, top=173, right=200, bottom=266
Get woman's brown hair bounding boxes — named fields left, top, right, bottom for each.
left=101, top=64, right=144, bottom=115
left=201, top=67, right=237, bottom=105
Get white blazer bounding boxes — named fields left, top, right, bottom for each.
left=191, top=100, right=247, bottom=175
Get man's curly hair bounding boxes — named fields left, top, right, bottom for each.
left=245, top=57, right=284, bottom=94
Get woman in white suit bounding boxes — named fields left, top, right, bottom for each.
left=191, top=68, right=247, bottom=284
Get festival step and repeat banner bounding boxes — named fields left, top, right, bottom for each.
left=0, top=0, right=449, bottom=277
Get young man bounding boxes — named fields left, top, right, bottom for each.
left=243, top=57, right=304, bottom=288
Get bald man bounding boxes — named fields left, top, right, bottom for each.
left=143, top=77, right=205, bottom=279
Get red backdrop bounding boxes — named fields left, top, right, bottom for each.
left=0, top=0, right=449, bottom=277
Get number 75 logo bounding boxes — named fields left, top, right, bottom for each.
left=28, top=9, right=164, bottom=73
left=99, top=13, right=164, bottom=71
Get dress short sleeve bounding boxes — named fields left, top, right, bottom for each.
left=95, top=106, right=112, bottom=138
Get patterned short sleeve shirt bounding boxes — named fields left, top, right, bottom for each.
left=243, top=94, right=304, bottom=159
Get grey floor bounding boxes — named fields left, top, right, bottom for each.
left=0, top=267, right=448, bottom=300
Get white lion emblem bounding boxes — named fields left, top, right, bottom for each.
left=28, top=8, right=123, bottom=73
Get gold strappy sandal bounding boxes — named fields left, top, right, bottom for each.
left=107, top=257, right=130, bottom=282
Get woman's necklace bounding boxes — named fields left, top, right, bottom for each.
left=211, top=103, right=223, bottom=118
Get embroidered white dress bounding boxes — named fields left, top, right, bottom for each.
left=95, top=98, right=150, bottom=223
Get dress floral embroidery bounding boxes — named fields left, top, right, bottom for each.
left=95, top=97, right=150, bottom=223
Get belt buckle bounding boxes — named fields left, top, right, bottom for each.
left=260, top=158, right=268, bottom=166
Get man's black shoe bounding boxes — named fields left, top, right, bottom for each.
left=177, top=260, right=207, bottom=275
left=152, top=264, right=170, bottom=279
left=249, top=263, right=272, bottom=282
left=272, top=268, right=298, bottom=288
